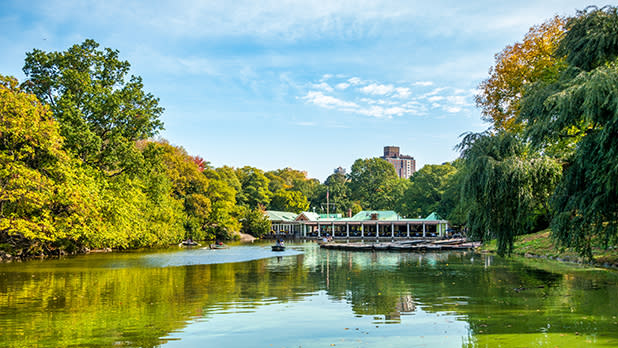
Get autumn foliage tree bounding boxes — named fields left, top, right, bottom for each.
left=475, top=16, right=566, bottom=133
left=0, top=75, right=103, bottom=254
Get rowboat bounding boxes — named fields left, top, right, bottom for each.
left=272, top=245, right=285, bottom=252
left=209, top=243, right=229, bottom=249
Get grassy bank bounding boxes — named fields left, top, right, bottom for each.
left=482, top=229, right=618, bottom=269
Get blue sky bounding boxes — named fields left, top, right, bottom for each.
left=0, top=0, right=597, bottom=181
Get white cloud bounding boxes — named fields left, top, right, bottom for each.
left=384, top=106, right=407, bottom=116
left=414, top=81, right=434, bottom=86
left=348, top=77, right=363, bottom=85
left=300, top=75, right=471, bottom=119
left=302, top=91, right=358, bottom=109
left=360, top=83, right=394, bottom=95
left=357, top=105, right=386, bottom=118
left=356, top=105, right=419, bottom=118
left=311, top=82, right=334, bottom=92
left=422, top=87, right=447, bottom=98
left=446, top=95, right=470, bottom=106
left=394, top=87, right=411, bottom=98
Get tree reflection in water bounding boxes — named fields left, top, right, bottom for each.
left=0, top=243, right=617, bottom=347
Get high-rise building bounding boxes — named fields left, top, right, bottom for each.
left=334, top=166, right=347, bottom=175
left=381, top=146, right=416, bottom=179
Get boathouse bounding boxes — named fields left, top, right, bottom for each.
left=266, top=210, right=449, bottom=239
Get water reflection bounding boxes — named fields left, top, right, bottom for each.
left=0, top=243, right=617, bottom=347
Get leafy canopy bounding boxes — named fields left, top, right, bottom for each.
left=520, top=6, right=618, bottom=258
left=21, top=39, right=163, bottom=174
left=348, top=158, right=406, bottom=210
left=475, top=16, right=566, bottom=133
left=398, top=163, right=457, bottom=219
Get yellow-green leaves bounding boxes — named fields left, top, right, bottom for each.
left=476, top=16, right=566, bottom=133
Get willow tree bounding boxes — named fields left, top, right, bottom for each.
left=458, top=132, right=561, bottom=256
left=520, top=6, right=618, bottom=258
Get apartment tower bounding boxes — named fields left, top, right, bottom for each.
left=381, top=146, right=416, bottom=179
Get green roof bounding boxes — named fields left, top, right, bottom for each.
left=266, top=210, right=447, bottom=223
left=424, top=212, right=443, bottom=220
left=319, top=213, right=342, bottom=219
left=265, top=210, right=298, bottom=222
left=297, top=212, right=320, bottom=221
left=349, top=210, right=401, bottom=221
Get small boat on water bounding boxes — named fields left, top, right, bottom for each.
left=179, top=240, right=199, bottom=247
left=272, top=244, right=285, bottom=252
left=209, top=243, right=229, bottom=249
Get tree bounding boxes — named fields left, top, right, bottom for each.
left=215, top=166, right=242, bottom=194
left=21, top=39, right=163, bottom=174
left=348, top=158, right=403, bottom=210
left=475, top=16, right=566, bottom=133
left=266, top=168, right=308, bottom=192
left=520, top=6, right=618, bottom=258
left=240, top=206, right=271, bottom=238
left=269, top=190, right=309, bottom=213
left=457, top=132, right=562, bottom=256
left=154, top=141, right=213, bottom=240
left=266, top=167, right=321, bottom=209
left=0, top=75, right=103, bottom=255
left=204, top=168, right=241, bottom=238
left=236, top=166, right=272, bottom=208
left=438, top=165, right=467, bottom=227
left=317, top=172, right=352, bottom=214
left=398, top=163, right=457, bottom=219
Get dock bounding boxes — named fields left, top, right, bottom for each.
left=319, top=239, right=480, bottom=252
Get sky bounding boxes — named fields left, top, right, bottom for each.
left=0, top=0, right=599, bottom=181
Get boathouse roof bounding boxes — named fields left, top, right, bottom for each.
left=266, top=210, right=298, bottom=222
left=347, top=210, right=400, bottom=221
left=267, top=210, right=446, bottom=223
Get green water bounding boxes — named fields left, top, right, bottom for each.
left=0, top=242, right=617, bottom=347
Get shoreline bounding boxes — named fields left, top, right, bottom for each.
left=481, top=230, right=618, bottom=270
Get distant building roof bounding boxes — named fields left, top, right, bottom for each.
left=348, top=210, right=401, bottom=221
left=266, top=210, right=298, bottom=222
left=424, top=212, right=443, bottom=221
left=268, top=210, right=446, bottom=223
left=295, top=212, right=320, bottom=221
left=320, top=213, right=342, bottom=219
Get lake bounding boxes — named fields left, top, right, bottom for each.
left=0, top=242, right=617, bottom=347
